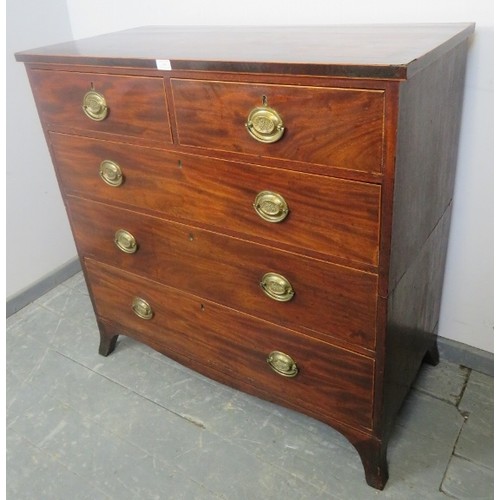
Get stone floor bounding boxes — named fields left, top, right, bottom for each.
left=6, top=272, right=494, bottom=499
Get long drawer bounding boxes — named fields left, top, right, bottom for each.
left=50, top=133, right=381, bottom=267
left=28, top=69, right=172, bottom=144
left=171, top=79, right=385, bottom=174
left=68, top=196, right=378, bottom=349
left=86, top=259, right=375, bottom=429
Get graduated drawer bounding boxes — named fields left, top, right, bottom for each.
left=50, top=133, right=381, bottom=267
left=28, top=69, right=172, bottom=145
left=171, top=79, right=385, bottom=174
left=86, top=259, right=375, bottom=429
left=68, top=196, right=378, bottom=349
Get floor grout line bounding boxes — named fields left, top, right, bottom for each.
left=47, top=347, right=342, bottom=498
left=438, top=366, right=473, bottom=497
left=7, top=284, right=493, bottom=499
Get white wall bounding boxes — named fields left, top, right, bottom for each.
left=8, top=0, right=493, bottom=353
left=7, top=0, right=76, bottom=298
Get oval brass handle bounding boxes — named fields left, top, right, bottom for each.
left=114, top=229, right=138, bottom=254
left=254, top=191, right=289, bottom=223
left=260, top=272, right=294, bottom=302
left=245, top=105, right=284, bottom=143
left=267, top=351, right=298, bottom=378
left=131, top=297, right=153, bottom=320
left=82, top=90, right=108, bottom=121
left=99, top=160, right=123, bottom=187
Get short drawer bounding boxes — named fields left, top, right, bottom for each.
left=68, top=197, right=378, bottom=349
left=28, top=69, right=172, bottom=144
left=171, top=79, right=385, bottom=174
left=86, top=259, right=375, bottom=429
left=51, top=133, right=381, bottom=267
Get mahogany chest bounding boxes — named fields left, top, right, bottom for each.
left=16, top=24, right=474, bottom=489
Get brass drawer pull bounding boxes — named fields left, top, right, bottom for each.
left=260, top=272, right=294, bottom=302
left=99, top=160, right=123, bottom=187
left=114, top=229, right=138, bottom=254
left=254, top=191, right=289, bottom=223
left=267, top=351, right=298, bottom=378
left=82, top=89, right=108, bottom=121
left=131, top=297, right=153, bottom=320
left=245, top=103, right=284, bottom=144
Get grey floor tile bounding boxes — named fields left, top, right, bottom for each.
left=6, top=325, right=49, bottom=383
left=459, top=371, right=494, bottom=415
left=7, top=429, right=110, bottom=500
left=7, top=303, right=63, bottom=347
left=9, top=393, right=150, bottom=499
left=114, top=454, right=223, bottom=500
left=62, top=271, right=88, bottom=294
left=6, top=300, right=42, bottom=329
left=35, top=284, right=97, bottom=328
left=397, top=391, right=463, bottom=439
left=6, top=368, right=23, bottom=410
left=385, top=422, right=457, bottom=496
left=173, top=431, right=332, bottom=500
left=454, top=412, right=494, bottom=470
left=6, top=285, right=494, bottom=500
left=455, top=370, right=494, bottom=470
left=412, top=360, right=469, bottom=405
left=441, top=455, right=494, bottom=499
left=49, top=316, right=103, bottom=366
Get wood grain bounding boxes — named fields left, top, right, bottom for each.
left=171, top=79, right=384, bottom=174
left=17, top=24, right=475, bottom=491
left=28, top=68, right=172, bottom=145
left=50, top=132, right=381, bottom=268
left=376, top=41, right=470, bottom=437
left=86, top=258, right=375, bottom=429
left=16, top=24, right=474, bottom=80
left=67, top=196, right=378, bottom=350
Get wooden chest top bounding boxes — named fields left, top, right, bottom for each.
left=15, top=24, right=474, bottom=79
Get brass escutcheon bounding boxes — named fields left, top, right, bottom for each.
left=82, top=89, right=108, bottom=121
left=114, top=229, right=138, bottom=254
left=99, top=160, right=123, bottom=187
left=254, top=191, right=289, bottom=223
left=245, top=104, right=284, bottom=143
left=267, top=351, right=298, bottom=378
left=260, top=272, right=294, bottom=302
left=131, top=296, right=153, bottom=320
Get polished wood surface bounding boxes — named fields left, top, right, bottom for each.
left=87, top=259, right=375, bottom=429
left=16, top=24, right=474, bottom=79
left=18, top=25, right=474, bottom=490
left=50, top=132, right=381, bottom=268
left=172, top=79, right=384, bottom=173
left=378, top=41, right=470, bottom=438
left=67, top=196, right=378, bottom=350
left=28, top=69, right=172, bottom=145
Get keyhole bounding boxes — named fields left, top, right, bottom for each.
left=262, top=95, right=268, bottom=106
left=177, top=160, right=182, bottom=169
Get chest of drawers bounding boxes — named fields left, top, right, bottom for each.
left=16, top=24, right=474, bottom=489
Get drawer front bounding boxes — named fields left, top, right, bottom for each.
left=86, top=259, right=375, bottom=429
left=28, top=69, right=172, bottom=144
left=51, top=133, right=381, bottom=267
left=171, top=79, right=385, bottom=174
left=68, top=197, right=378, bottom=349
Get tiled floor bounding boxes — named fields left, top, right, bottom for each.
left=7, top=272, right=494, bottom=499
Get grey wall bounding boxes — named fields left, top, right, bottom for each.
left=7, top=0, right=76, bottom=299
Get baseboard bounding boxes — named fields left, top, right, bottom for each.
left=6, top=258, right=493, bottom=377
left=6, top=257, right=82, bottom=317
left=438, top=336, right=493, bottom=377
